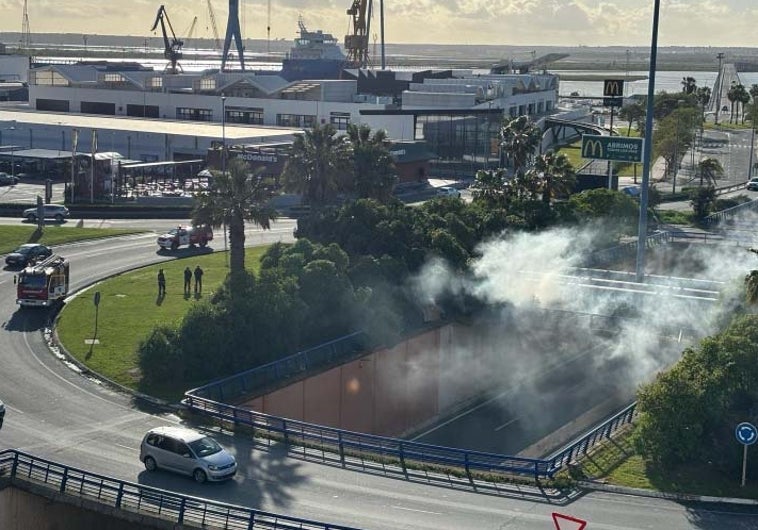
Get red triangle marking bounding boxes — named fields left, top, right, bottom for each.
left=552, top=512, right=588, bottom=530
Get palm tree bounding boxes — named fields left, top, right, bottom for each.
left=694, top=86, right=711, bottom=137
left=737, top=84, right=751, bottom=124
left=500, top=115, right=541, bottom=175
left=727, top=82, right=739, bottom=124
left=471, top=168, right=508, bottom=206
left=697, top=157, right=723, bottom=186
left=192, top=158, right=277, bottom=273
left=681, top=76, right=697, bottom=95
left=281, top=123, right=352, bottom=205
left=346, top=124, right=397, bottom=202
left=531, top=151, right=576, bottom=205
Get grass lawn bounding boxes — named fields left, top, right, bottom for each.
left=576, top=425, right=758, bottom=499
left=0, top=225, right=143, bottom=255
left=55, top=246, right=268, bottom=397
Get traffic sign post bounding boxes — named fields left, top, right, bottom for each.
left=735, top=422, right=757, bottom=487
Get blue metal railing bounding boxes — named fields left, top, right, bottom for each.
left=184, top=335, right=642, bottom=482
left=0, top=450, right=361, bottom=530
left=545, top=403, right=638, bottom=473
left=181, top=394, right=551, bottom=479
left=188, top=331, right=368, bottom=403
left=703, top=199, right=758, bottom=228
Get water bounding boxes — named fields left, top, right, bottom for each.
left=557, top=70, right=758, bottom=97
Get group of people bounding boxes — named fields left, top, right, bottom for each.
left=157, top=265, right=204, bottom=297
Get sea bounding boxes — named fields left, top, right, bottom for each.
left=32, top=43, right=758, bottom=99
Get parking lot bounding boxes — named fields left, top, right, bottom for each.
left=0, top=180, right=65, bottom=204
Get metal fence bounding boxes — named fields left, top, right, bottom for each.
left=704, top=199, right=758, bottom=228
left=545, top=403, right=637, bottom=473
left=0, top=450, right=360, bottom=530
left=182, top=394, right=551, bottom=480
left=187, top=331, right=369, bottom=403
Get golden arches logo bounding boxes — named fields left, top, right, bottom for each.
left=582, top=138, right=604, bottom=158
left=604, top=80, right=623, bottom=97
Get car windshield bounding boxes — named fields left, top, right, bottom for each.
left=15, top=247, right=33, bottom=255
left=188, top=436, right=223, bottom=457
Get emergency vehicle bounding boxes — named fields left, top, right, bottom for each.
left=15, top=254, right=70, bottom=307
left=157, top=225, right=213, bottom=250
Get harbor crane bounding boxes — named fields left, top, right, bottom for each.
left=183, top=16, right=198, bottom=49
left=221, top=0, right=246, bottom=71
left=150, top=5, right=183, bottom=73
left=206, top=0, right=221, bottom=51
left=345, top=0, right=372, bottom=67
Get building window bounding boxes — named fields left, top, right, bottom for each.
left=276, top=114, right=315, bottom=127
left=329, top=112, right=351, bottom=130
left=103, top=73, right=123, bottom=83
left=302, top=115, right=317, bottom=128
left=227, top=107, right=264, bottom=125
left=30, top=70, right=70, bottom=86
left=176, top=107, right=212, bottom=121
left=148, top=77, right=163, bottom=89
left=199, top=78, right=216, bottom=91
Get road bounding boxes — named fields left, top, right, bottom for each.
left=0, top=221, right=757, bottom=529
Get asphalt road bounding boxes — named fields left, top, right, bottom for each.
left=0, top=221, right=757, bottom=529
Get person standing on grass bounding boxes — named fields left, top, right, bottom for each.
left=183, top=266, right=192, bottom=295
left=194, top=265, right=204, bottom=294
left=157, top=269, right=166, bottom=296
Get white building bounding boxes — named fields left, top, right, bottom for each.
left=23, top=63, right=560, bottom=174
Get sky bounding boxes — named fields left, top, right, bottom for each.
left=3, top=0, right=758, bottom=47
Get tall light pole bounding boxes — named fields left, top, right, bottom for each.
left=221, top=94, right=228, bottom=268
left=635, top=0, right=661, bottom=283
left=672, top=99, right=685, bottom=194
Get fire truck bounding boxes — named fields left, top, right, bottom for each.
left=15, top=255, right=70, bottom=308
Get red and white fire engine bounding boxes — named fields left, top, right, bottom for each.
left=15, top=254, right=70, bottom=307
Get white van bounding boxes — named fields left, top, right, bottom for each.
left=139, top=426, right=237, bottom=483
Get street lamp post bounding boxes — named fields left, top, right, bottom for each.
left=635, top=0, right=662, bottom=283
left=221, top=95, right=228, bottom=268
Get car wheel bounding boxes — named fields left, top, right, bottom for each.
left=199, top=240, right=208, bottom=248
left=193, top=469, right=207, bottom=484
left=54, top=214, right=64, bottom=222
left=26, top=213, right=36, bottom=222
left=143, top=456, right=157, bottom=472
left=171, top=241, right=179, bottom=251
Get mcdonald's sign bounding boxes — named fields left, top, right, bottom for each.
left=603, top=79, right=624, bottom=97
left=581, top=135, right=643, bottom=162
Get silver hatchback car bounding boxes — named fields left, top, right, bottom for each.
left=140, top=426, right=237, bottom=483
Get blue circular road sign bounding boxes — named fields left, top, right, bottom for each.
left=736, top=422, right=758, bottom=446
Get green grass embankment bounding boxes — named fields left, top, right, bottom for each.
left=574, top=425, right=758, bottom=499
left=55, top=247, right=268, bottom=395
left=0, top=225, right=143, bottom=254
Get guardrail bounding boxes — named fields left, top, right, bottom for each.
left=187, top=331, right=369, bottom=403
left=182, top=394, right=551, bottom=480
left=0, top=450, right=360, bottom=530
left=703, top=199, right=758, bottom=227
left=545, top=403, right=637, bottom=473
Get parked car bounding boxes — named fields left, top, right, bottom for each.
left=0, top=398, right=5, bottom=429
left=22, top=204, right=70, bottom=222
left=437, top=186, right=461, bottom=198
left=5, top=243, right=53, bottom=268
left=746, top=178, right=758, bottom=191
left=140, top=426, right=237, bottom=483
left=0, top=172, right=19, bottom=186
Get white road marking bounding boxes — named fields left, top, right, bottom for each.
left=494, top=418, right=518, bottom=432
left=391, top=505, right=443, bottom=515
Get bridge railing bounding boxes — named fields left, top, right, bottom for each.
left=181, top=394, right=551, bottom=480
left=703, top=199, right=758, bottom=228
left=545, top=403, right=637, bottom=473
left=0, top=449, right=360, bottom=530
left=188, top=331, right=369, bottom=403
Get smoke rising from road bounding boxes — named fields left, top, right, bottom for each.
left=408, top=223, right=753, bottom=451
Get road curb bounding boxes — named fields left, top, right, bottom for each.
left=578, top=480, right=758, bottom=505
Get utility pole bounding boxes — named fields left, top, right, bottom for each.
left=715, top=52, right=725, bottom=126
